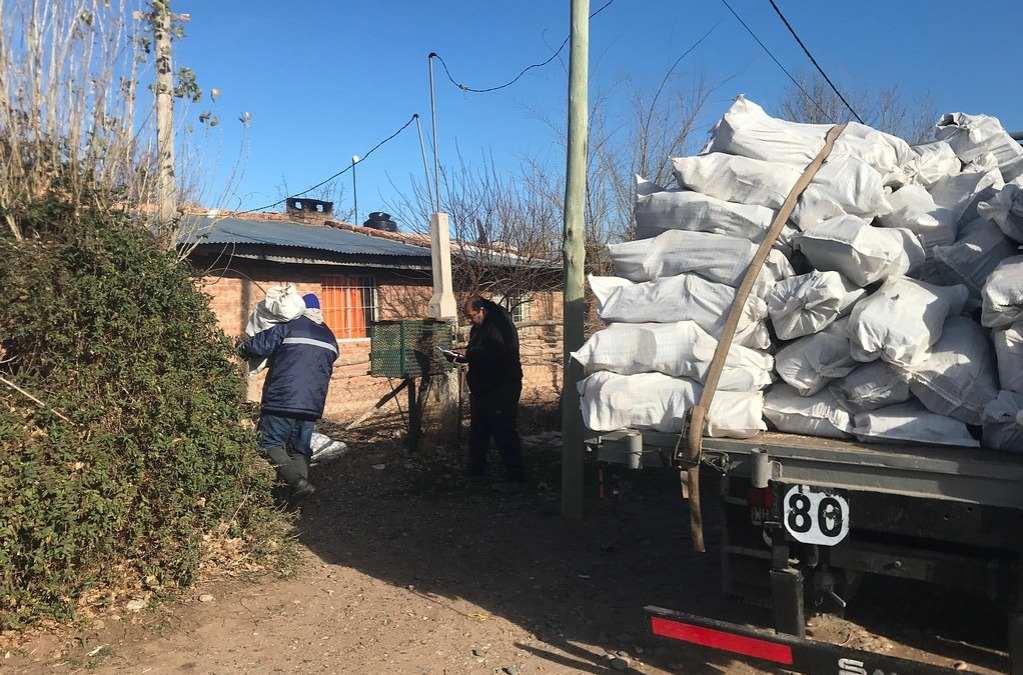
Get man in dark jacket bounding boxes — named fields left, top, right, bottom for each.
left=240, top=293, right=338, bottom=508
left=455, top=296, right=526, bottom=489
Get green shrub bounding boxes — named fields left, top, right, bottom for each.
left=0, top=196, right=291, bottom=630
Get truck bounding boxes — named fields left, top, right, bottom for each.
left=585, top=427, right=1023, bottom=674
left=579, top=117, right=1023, bottom=674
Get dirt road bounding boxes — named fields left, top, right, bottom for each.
left=2, top=422, right=1011, bottom=674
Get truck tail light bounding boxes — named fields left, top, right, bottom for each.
left=746, top=485, right=773, bottom=509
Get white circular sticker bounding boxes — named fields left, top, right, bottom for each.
left=782, top=485, right=850, bottom=546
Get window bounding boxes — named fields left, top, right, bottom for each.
left=321, top=275, right=376, bottom=339
left=493, top=294, right=528, bottom=324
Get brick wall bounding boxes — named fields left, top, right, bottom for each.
left=197, top=261, right=563, bottom=424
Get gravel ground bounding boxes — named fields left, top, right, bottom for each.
left=1, top=417, right=1011, bottom=674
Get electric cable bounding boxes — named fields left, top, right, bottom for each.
left=241, top=114, right=420, bottom=214
left=719, top=0, right=833, bottom=122
left=766, top=0, right=863, bottom=124
left=430, top=0, right=618, bottom=94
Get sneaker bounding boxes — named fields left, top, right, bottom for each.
left=491, top=481, right=526, bottom=495
left=287, top=478, right=317, bottom=510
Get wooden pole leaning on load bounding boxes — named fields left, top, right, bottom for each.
left=676, top=123, right=849, bottom=553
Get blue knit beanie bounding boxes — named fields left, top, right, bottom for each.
left=302, top=293, right=320, bottom=309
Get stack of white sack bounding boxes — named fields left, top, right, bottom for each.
left=578, top=94, right=1023, bottom=452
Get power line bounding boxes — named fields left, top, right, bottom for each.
left=431, top=0, right=618, bottom=94
left=240, top=114, right=420, bottom=214
left=766, top=0, right=863, bottom=124
left=718, top=0, right=833, bottom=122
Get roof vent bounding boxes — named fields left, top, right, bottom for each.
left=363, top=211, right=398, bottom=232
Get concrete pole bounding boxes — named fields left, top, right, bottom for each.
left=561, top=0, right=588, bottom=520
left=427, top=212, right=457, bottom=320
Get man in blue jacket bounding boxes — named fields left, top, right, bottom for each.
left=240, top=293, right=338, bottom=509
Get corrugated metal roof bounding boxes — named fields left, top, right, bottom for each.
left=183, top=215, right=432, bottom=259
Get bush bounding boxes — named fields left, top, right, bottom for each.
left=0, top=195, right=291, bottom=630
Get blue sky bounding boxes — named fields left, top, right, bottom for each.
left=174, top=1, right=1023, bottom=223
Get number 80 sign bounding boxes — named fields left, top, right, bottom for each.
left=782, top=485, right=850, bottom=546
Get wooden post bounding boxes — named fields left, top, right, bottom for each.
left=561, top=0, right=588, bottom=520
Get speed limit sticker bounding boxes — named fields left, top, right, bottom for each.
left=782, top=485, right=849, bottom=546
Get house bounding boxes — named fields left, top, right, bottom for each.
left=184, top=198, right=564, bottom=423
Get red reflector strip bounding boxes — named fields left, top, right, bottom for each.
left=650, top=616, right=794, bottom=665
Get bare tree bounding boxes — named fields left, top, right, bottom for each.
left=0, top=0, right=245, bottom=250
left=775, top=69, right=937, bottom=144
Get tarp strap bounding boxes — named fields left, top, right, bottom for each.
left=677, top=122, right=849, bottom=553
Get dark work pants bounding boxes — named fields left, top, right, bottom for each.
left=256, top=413, right=314, bottom=488
left=467, top=382, right=526, bottom=482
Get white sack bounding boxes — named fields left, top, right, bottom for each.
left=576, top=370, right=766, bottom=437
left=310, top=432, right=350, bottom=465
left=702, top=95, right=913, bottom=181
left=762, top=383, right=853, bottom=439
left=569, top=321, right=774, bottom=390
left=672, top=153, right=889, bottom=229
left=981, top=255, right=1023, bottom=328
left=847, top=276, right=969, bottom=367
left=898, top=316, right=999, bottom=426
left=981, top=390, right=1023, bottom=452
left=852, top=401, right=980, bottom=447
left=767, top=270, right=866, bottom=340
left=794, top=216, right=926, bottom=287
left=993, top=321, right=1023, bottom=394
left=931, top=217, right=1019, bottom=297
left=926, top=167, right=1003, bottom=226
left=775, top=331, right=859, bottom=397
left=244, top=283, right=308, bottom=375
left=876, top=184, right=957, bottom=250
left=935, top=112, right=1023, bottom=183
left=829, top=361, right=911, bottom=414
left=633, top=176, right=779, bottom=243
left=896, top=141, right=962, bottom=189
left=608, top=229, right=792, bottom=296
left=588, top=273, right=771, bottom=349
left=976, top=182, right=1023, bottom=243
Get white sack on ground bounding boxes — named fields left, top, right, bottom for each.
left=876, top=184, right=957, bottom=250
left=981, top=255, right=1023, bottom=328
left=794, top=216, right=926, bottom=287
left=763, top=383, right=854, bottom=439
left=852, top=401, right=980, bottom=447
left=981, top=390, right=1023, bottom=452
left=931, top=217, right=1019, bottom=298
left=897, top=316, right=999, bottom=426
left=244, top=283, right=307, bottom=375
left=847, top=276, right=969, bottom=367
left=569, top=321, right=774, bottom=390
left=702, top=95, right=913, bottom=181
left=633, top=176, right=779, bottom=244
left=927, top=167, right=1003, bottom=226
left=976, top=182, right=1023, bottom=243
left=767, top=270, right=865, bottom=340
left=830, top=361, right=911, bottom=414
left=576, top=370, right=766, bottom=437
left=993, top=322, right=1023, bottom=394
left=608, top=229, right=792, bottom=295
left=775, top=331, right=859, bottom=397
left=896, top=141, right=962, bottom=189
left=935, top=112, right=1023, bottom=183
left=588, top=273, right=771, bottom=349
left=310, top=432, right=350, bottom=465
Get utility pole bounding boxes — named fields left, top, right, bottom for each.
left=145, top=2, right=188, bottom=244
left=561, top=0, right=588, bottom=520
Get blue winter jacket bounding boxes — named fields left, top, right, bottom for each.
left=242, top=315, right=339, bottom=419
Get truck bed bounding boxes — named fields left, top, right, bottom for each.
left=585, top=429, right=1023, bottom=510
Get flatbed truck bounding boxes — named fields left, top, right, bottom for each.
left=585, top=429, right=1023, bottom=674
